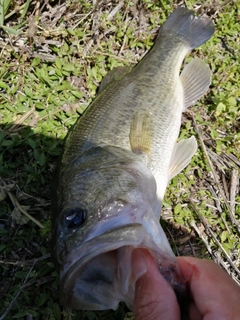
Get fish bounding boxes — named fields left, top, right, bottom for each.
left=51, top=6, right=214, bottom=311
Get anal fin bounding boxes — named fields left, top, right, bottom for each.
left=168, top=136, right=197, bottom=181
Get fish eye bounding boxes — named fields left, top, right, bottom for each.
left=64, top=208, right=87, bottom=228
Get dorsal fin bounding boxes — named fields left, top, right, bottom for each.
left=98, top=65, right=132, bottom=93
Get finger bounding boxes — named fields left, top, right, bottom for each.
left=133, top=249, right=180, bottom=320
left=188, top=302, right=202, bottom=320
left=177, top=257, right=240, bottom=319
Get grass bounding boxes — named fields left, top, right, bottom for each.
left=0, top=0, right=239, bottom=319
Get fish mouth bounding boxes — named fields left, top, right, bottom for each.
left=59, top=223, right=186, bottom=310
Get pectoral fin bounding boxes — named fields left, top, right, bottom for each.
left=180, top=58, right=212, bottom=110
left=98, top=65, right=132, bottom=93
left=168, top=136, right=197, bottom=181
left=129, top=111, right=154, bottom=155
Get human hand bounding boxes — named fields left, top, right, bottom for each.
left=132, top=249, right=240, bottom=320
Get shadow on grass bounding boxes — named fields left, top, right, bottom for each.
left=0, top=123, right=130, bottom=320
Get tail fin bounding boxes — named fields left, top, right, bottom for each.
left=158, top=7, right=214, bottom=49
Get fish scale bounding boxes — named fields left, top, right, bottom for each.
left=63, top=39, right=189, bottom=200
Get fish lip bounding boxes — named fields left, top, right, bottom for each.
left=59, top=223, right=186, bottom=310
left=59, top=223, right=145, bottom=309
left=61, top=222, right=144, bottom=272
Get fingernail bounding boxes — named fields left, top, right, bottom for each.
left=132, top=249, right=147, bottom=281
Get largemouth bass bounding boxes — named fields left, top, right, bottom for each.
left=51, top=7, right=214, bottom=310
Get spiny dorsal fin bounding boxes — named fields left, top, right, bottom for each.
left=98, top=65, right=132, bottom=93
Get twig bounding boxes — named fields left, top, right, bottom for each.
left=221, top=172, right=229, bottom=201
left=190, top=220, right=214, bottom=259
left=188, top=240, right=197, bottom=257
left=0, top=253, right=50, bottom=266
left=7, top=105, right=36, bottom=132
left=165, top=226, right=180, bottom=256
left=107, top=1, right=124, bottom=20
left=190, top=199, right=240, bottom=280
left=2, top=181, right=44, bottom=228
left=0, top=262, right=36, bottom=320
left=207, top=227, right=240, bottom=281
left=223, top=152, right=240, bottom=167
left=73, top=9, right=94, bottom=30
left=87, top=50, right=136, bottom=63
left=4, top=3, right=26, bottom=20
left=118, top=17, right=135, bottom=56
left=230, top=169, right=239, bottom=217
left=8, top=192, right=44, bottom=228
left=18, top=190, right=49, bottom=204
left=191, top=114, right=240, bottom=234
left=207, top=182, right=222, bottom=213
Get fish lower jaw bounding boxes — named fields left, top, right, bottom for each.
left=59, top=246, right=140, bottom=310
left=60, top=250, right=128, bottom=310
left=58, top=229, right=185, bottom=311
left=59, top=227, right=146, bottom=310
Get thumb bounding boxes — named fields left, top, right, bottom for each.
left=132, top=249, right=180, bottom=320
